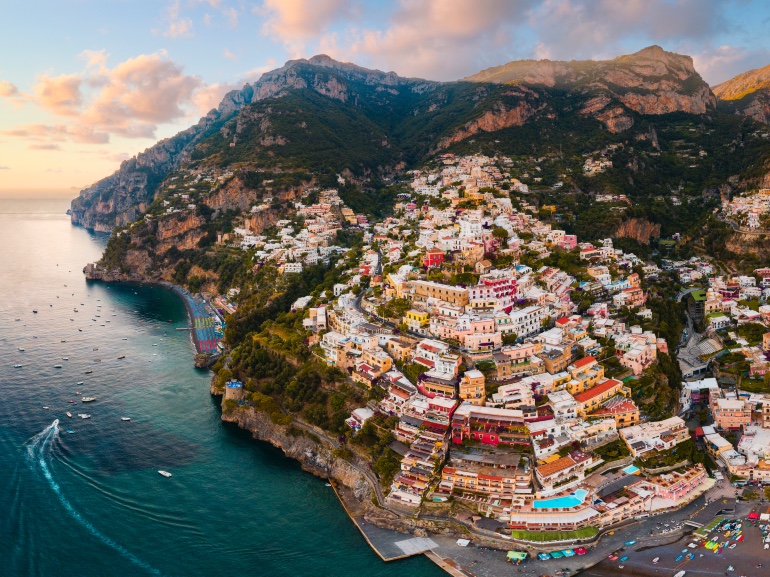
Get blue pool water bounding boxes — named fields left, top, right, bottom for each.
left=533, top=489, right=589, bottom=509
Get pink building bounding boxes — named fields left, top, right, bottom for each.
left=558, top=235, right=578, bottom=250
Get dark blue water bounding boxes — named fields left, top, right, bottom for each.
left=0, top=198, right=445, bottom=577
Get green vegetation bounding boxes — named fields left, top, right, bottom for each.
left=636, top=438, right=714, bottom=470
left=511, top=526, right=598, bottom=542
left=593, top=439, right=631, bottom=463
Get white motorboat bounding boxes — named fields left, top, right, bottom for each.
left=78, top=414, right=91, bottom=419
left=121, top=417, right=131, bottom=421
left=66, top=412, right=72, bottom=418
left=158, top=470, right=172, bottom=478
left=81, top=397, right=96, bottom=402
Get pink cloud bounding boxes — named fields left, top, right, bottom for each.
left=2, top=124, right=109, bottom=144
left=258, top=0, right=356, bottom=55
left=0, top=80, right=19, bottom=97
left=32, top=73, right=83, bottom=116
left=320, top=0, right=525, bottom=80
left=29, top=143, right=62, bottom=151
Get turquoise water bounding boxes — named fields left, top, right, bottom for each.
left=532, top=489, right=589, bottom=509
left=0, top=198, right=445, bottom=577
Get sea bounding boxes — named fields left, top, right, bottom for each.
left=0, top=197, right=446, bottom=577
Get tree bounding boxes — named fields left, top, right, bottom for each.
left=502, top=333, right=518, bottom=345
left=492, top=226, right=509, bottom=248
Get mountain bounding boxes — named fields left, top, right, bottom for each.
left=465, top=45, right=715, bottom=132
left=72, top=47, right=723, bottom=231
left=714, top=64, right=770, bottom=125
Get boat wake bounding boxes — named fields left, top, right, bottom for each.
left=26, top=420, right=162, bottom=576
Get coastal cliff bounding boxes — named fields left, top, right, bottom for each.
left=218, top=399, right=371, bottom=493
left=212, top=387, right=470, bottom=541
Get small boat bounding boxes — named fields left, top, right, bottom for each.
left=117, top=355, right=125, bottom=359
left=14, top=364, right=22, bottom=368
left=77, top=381, right=84, bottom=385
left=325, top=483, right=332, bottom=487
left=32, top=310, right=38, bottom=313
left=676, top=555, right=683, bottom=561
left=18, top=347, right=25, bottom=351
left=625, top=541, right=636, bottom=546
left=66, top=412, right=72, bottom=418
left=61, top=340, right=66, bottom=343
left=62, top=357, right=68, bottom=360
left=93, top=348, right=98, bottom=351
left=78, top=414, right=90, bottom=419
left=620, top=556, right=628, bottom=562
left=66, top=430, right=74, bottom=434
left=54, top=364, right=62, bottom=368
left=43, top=406, right=49, bottom=409
left=653, top=557, right=659, bottom=564
left=78, top=329, right=82, bottom=332
left=85, top=370, right=93, bottom=374
left=81, top=397, right=96, bottom=402
left=121, top=417, right=131, bottom=421
left=158, top=470, right=172, bottom=478
left=673, top=572, right=686, bottom=577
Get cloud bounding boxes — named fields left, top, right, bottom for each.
left=258, top=0, right=356, bottom=55
left=692, top=44, right=770, bottom=85
left=2, top=124, right=109, bottom=144
left=82, top=51, right=203, bottom=138
left=0, top=80, right=19, bottom=97
left=319, top=0, right=527, bottom=80
left=80, top=49, right=110, bottom=68
left=29, top=143, right=62, bottom=151
left=162, top=0, right=194, bottom=38
left=527, top=0, right=726, bottom=61
left=223, top=48, right=237, bottom=61
left=32, top=73, right=83, bottom=116
left=0, top=165, right=9, bottom=170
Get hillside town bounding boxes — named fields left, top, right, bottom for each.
left=203, top=152, right=770, bottom=545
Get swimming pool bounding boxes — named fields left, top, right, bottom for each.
left=533, top=489, right=588, bottom=509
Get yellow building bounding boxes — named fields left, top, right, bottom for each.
left=403, top=309, right=429, bottom=331
left=566, top=356, right=605, bottom=395
left=409, top=280, right=469, bottom=307
left=574, top=378, right=630, bottom=417
left=459, top=369, right=486, bottom=406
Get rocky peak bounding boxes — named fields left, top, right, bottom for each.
left=713, top=63, right=770, bottom=101
left=713, top=64, right=770, bottom=125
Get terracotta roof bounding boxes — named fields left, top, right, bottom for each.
left=536, top=455, right=576, bottom=478
left=573, top=378, right=623, bottom=404
left=591, top=398, right=637, bottom=415
left=572, top=356, right=596, bottom=369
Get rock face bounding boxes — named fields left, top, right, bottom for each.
left=71, top=55, right=437, bottom=232
left=220, top=403, right=367, bottom=489
left=714, top=63, right=770, bottom=125
left=465, top=45, right=716, bottom=133
left=437, top=100, right=544, bottom=148
left=73, top=46, right=723, bottom=231
left=614, top=217, right=662, bottom=244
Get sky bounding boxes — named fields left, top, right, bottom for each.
left=2, top=0, right=770, bottom=196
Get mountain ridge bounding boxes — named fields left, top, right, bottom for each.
left=71, top=46, right=759, bottom=232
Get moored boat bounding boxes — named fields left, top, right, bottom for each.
left=158, top=470, right=172, bottom=478
left=81, top=397, right=96, bottom=402
left=66, top=412, right=72, bottom=418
